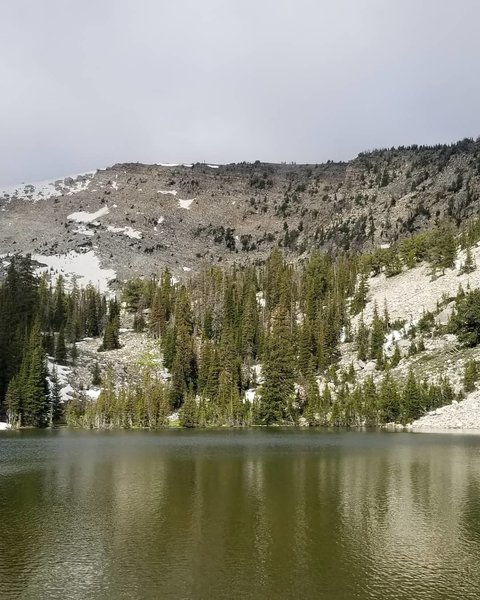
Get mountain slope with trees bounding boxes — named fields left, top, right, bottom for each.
left=3, top=212, right=480, bottom=430
left=2, top=138, right=480, bottom=284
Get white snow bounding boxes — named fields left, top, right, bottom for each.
left=158, top=163, right=179, bottom=167
left=157, top=216, right=165, bottom=224
left=157, top=190, right=177, bottom=196
left=32, top=250, right=116, bottom=293
left=73, top=225, right=95, bottom=237
left=256, top=291, right=266, bottom=308
left=106, top=225, right=142, bottom=239
left=0, top=172, right=94, bottom=203
left=68, top=206, right=109, bottom=223
left=111, top=181, right=119, bottom=190
left=123, top=227, right=142, bottom=240
left=85, top=389, right=101, bottom=401
left=0, top=422, right=11, bottom=430
left=182, top=266, right=191, bottom=272
left=251, top=364, right=263, bottom=383
left=178, top=198, right=195, bottom=210
left=47, top=360, right=73, bottom=402
left=207, top=164, right=219, bottom=169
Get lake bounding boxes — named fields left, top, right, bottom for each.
left=0, top=429, right=479, bottom=599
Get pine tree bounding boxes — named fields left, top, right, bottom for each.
left=463, top=359, right=478, bottom=393
left=462, top=245, right=476, bottom=274
left=402, top=369, right=423, bottom=423
left=351, top=272, right=368, bottom=315
left=378, top=370, right=400, bottom=423
left=5, top=376, right=21, bottom=427
left=370, top=303, right=385, bottom=362
left=21, top=325, right=49, bottom=427
left=259, top=305, right=295, bottom=425
left=179, top=394, right=197, bottom=427
left=49, top=366, right=63, bottom=426
left=363, top=376, right=378, bottom=425
left=304, top=374, right=321, bottom=425
left=356, top=315, right=369, bottom=362
left=70, top=341, right=78, bottom=364
left=55, top=326, right=67, bottom=364
left=92, top=361, right=102, bottom=386
left=390, top=343, right=401, bottom=367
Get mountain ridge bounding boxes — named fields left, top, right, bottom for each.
left=1, top=137, right=480, bottom=286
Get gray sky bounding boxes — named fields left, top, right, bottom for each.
left=1, top=0, right=480, bottom=185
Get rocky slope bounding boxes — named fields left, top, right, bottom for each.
left=411, top=392, right=480, bottom=431
left=2, top=138, right=480, bottom=285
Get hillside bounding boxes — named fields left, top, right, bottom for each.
left=2, top=138, right=480, bottom=432
left=2, top=138, right=480, bottom=285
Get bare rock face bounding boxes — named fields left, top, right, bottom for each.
left=412, top=392, right=480, bottom=430
left=2, top=138, right=480, bottom=283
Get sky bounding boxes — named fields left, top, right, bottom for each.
left=1, top=0, right=480, bottom=185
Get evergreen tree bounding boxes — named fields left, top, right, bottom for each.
left=179, top=394, right=197, bottom=428
left=70, top=341, right=78, bottom=364
left=351, top=272, right=368, bottom=315
left=5, top=376, right=21, bottom=427
left=356, top=315, right=369, bottom=362
left=304, top=373, right=321, bottom=425
left=49, top=366, right=63, bottom=426
left=390, top=343, right=401, bottom=367
left=402, top=369, right=423, bottom=423
left=55, top=326, right=67, bottom=364
left=463, top=359, right=478, bottom=393
left=92, top=361, right=102, bottom=386
left=259, top=306, right=295, bottom=425
left=378, top=371, right=400, bottom=423
left=370, top=303, right=385, bottom=362
left=462, top=245, right=476, bottom=274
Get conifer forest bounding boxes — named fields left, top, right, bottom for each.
left=2, top=218, right=479, bottom=430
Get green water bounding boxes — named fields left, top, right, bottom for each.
left=0, top=429, right=479, bottom=600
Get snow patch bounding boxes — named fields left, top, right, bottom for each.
left=123, top=227, right=142, bottom=240
left=256, top=291, right=266, bottom=308
left=158, top=190, right=177, bottom=196
left=182, top=266, right=191, bottom=272
left=47, top=360, right=73, bottom=402
left=85, top=389, right=101, bottom=401
left=33, top=251, right=116, bottom=293
left=0, top=172, right=94, bottom=203
left=73, top=225, right=95, bottom=237
left=178, top=198, right=195, bottom=210
left=207, top=164, right=219, bottom=169
left=106, top=225, right=142, bottom=239
left=68, top=206, right=109, bottom=223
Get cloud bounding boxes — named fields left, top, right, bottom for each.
left=1, top=0, right=480, bottom=184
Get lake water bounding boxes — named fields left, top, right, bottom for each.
left=0, top=429, right=479, bottom=600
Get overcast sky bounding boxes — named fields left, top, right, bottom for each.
left=1, top=0, right=480, bottom=185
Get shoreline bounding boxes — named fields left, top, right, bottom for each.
left=2, top=422, right=480, bottom=434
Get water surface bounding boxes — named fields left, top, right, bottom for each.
left=1, top=429, right=479, bottom=599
